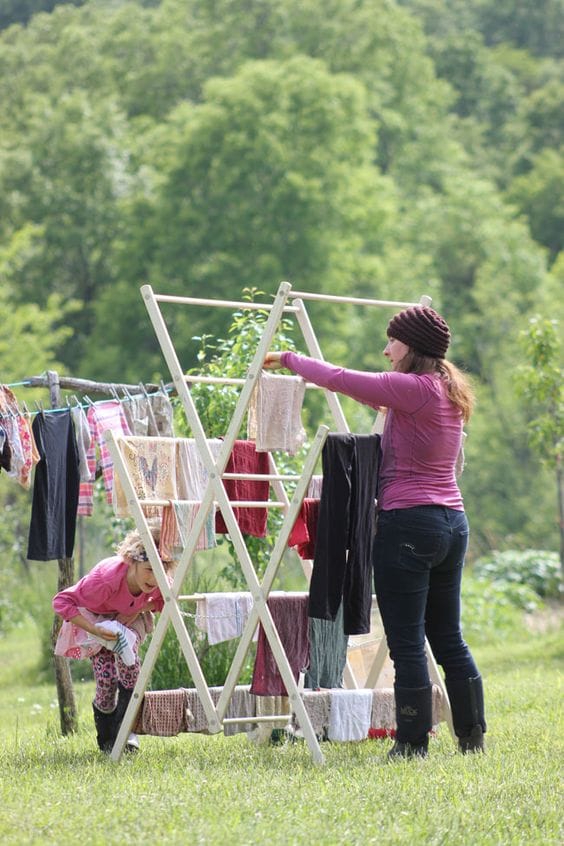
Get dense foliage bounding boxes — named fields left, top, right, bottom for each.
left=0, top=0, right=563, bottom=567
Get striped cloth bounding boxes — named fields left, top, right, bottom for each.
left=78, top=401, right=131, bottom=516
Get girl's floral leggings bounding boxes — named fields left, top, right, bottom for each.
left=90, top=639, right=140, bottom=713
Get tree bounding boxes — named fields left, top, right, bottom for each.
left=515, top=316, right=564, bottom=575
left=0, top=91, right=130, bottom=366
left=88, top=56, right=396, bottom=380
left=0, top=0, right=84, bottom=31
left=506, top=148, right=564, bottom=260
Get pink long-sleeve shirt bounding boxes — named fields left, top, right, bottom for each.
left=280, top=352, right=465, bottom=511
left=52, top=556, right=165, bottom=621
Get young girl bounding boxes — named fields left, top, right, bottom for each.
left=53, top=528, right=175, bottom=753
left=264, top=305, right=486, bottom=759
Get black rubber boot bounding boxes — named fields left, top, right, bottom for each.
left=92, top=704, right=116, bottom=753
left=114, top=684, right=140, bottom=753
left=445, top=674, right=486, bottom=753
left=388, top=684, right=432, bottom=760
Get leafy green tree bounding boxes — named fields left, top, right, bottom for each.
left=88, top=56, right=395, bottom=380
left=515, top=316, right=564, bottom=574
left=0, top=92, right=129, bottom=366
left=0, top=0, right=84, bottom=31
left=507, top=148, right=564, bottom=260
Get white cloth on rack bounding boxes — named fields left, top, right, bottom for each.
left=327, top=689, right=373, bottom=741
left=176, top=438, right=223, bottom=500
left=247, top=372, right=306, bottom=454
left=195, top=592, right=256, bottom=644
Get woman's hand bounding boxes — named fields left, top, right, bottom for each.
left=263, top=351, right=284, bottom=370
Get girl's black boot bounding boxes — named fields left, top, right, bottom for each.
left=92, top=704, right=116, bottom=753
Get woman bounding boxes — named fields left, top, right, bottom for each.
left=264, top=305, right=485, bottom=758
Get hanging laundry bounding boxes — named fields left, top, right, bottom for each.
left=215, top=440, right=270, bottom=537
left=304, top=602, right=348, bottom=690
left=158, top=438, right=223, bottom=557
left=176, top=438, right=222, bottom=501
left=71, top=405, right=92, bottom=483
left=247, top=372, right=306, bottom=454
left=309, top=433, right=381, bottom=636
left=0, top=385, right=25, bottom=481
left=27, top=409, right=80, bottom=561
left=248, top=694, right=290, bottom=744
left=133, top=689, right=194, bottom=737
left=194, top=592, right=256, bottom=645
left=293, top=690, right=332, bottom=739
left=327, top=689, right=373, bottom=742
left=16, top=413, right=40, bottom=490
left=0, top=423, right=11, bottom=471
left=307, top=475, right=323, bottom=499
left=112, top=436, right=177, bottom=518
left=288, top=497, right=319, bottom=560
left=149, top=389, right=174, bottom=437
left=78, top=401, right=131, bottom=516
left=250, top=593, right=310, bottom=697
left=160, top=501, right=216, bottom=559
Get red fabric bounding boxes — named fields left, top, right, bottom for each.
left=368, top=728, right=396, bottom=739
left=215, top=440, right=270, bottom=537
left=250, top=594, right=310, bottom=696
left=288, top=498, right=319, bottom=559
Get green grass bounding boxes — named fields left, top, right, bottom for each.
left=0, top=618, right=562, bottom=845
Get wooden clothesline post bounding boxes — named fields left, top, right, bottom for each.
left=46, top=370, right=78, bottom=736
left=23, top=370, right=167, bottom=736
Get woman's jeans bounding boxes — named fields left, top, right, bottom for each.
left=373, top=506, right=480, bottom=689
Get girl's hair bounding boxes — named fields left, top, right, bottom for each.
left=397, top=350, right=475, bottom=423
left=115, top=528, right=176, bottom=572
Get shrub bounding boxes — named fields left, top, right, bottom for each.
left=472, top=549, right=562, bottom=599
left=461, top=574, right=541, bottom=643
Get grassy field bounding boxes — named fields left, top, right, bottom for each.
left=0, top=616, right=562, bottom=846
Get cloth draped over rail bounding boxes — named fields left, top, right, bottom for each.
left=131, top=684, right=445, bottom=741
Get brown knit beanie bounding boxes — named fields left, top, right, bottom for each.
left=387, top=306, right=451, bottom=359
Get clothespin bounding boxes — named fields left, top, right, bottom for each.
left=139, top=382, right=149, bottom=399
left=35, top=399, right=44, bottom=413
left=110, top=385, right=121, bottom=402
left=83, top=395, right=95, bottom=407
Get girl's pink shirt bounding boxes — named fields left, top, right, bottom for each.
left=52, top=556, right=165, bottom=621
left=280, top=352, right=464, bottom=511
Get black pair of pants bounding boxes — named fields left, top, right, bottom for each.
left=309, top=433, right=380, bottom=635
left=27, top=410, right=80, bottom=561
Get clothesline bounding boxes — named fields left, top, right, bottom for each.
left=1, top=380, right=173, bottom=418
